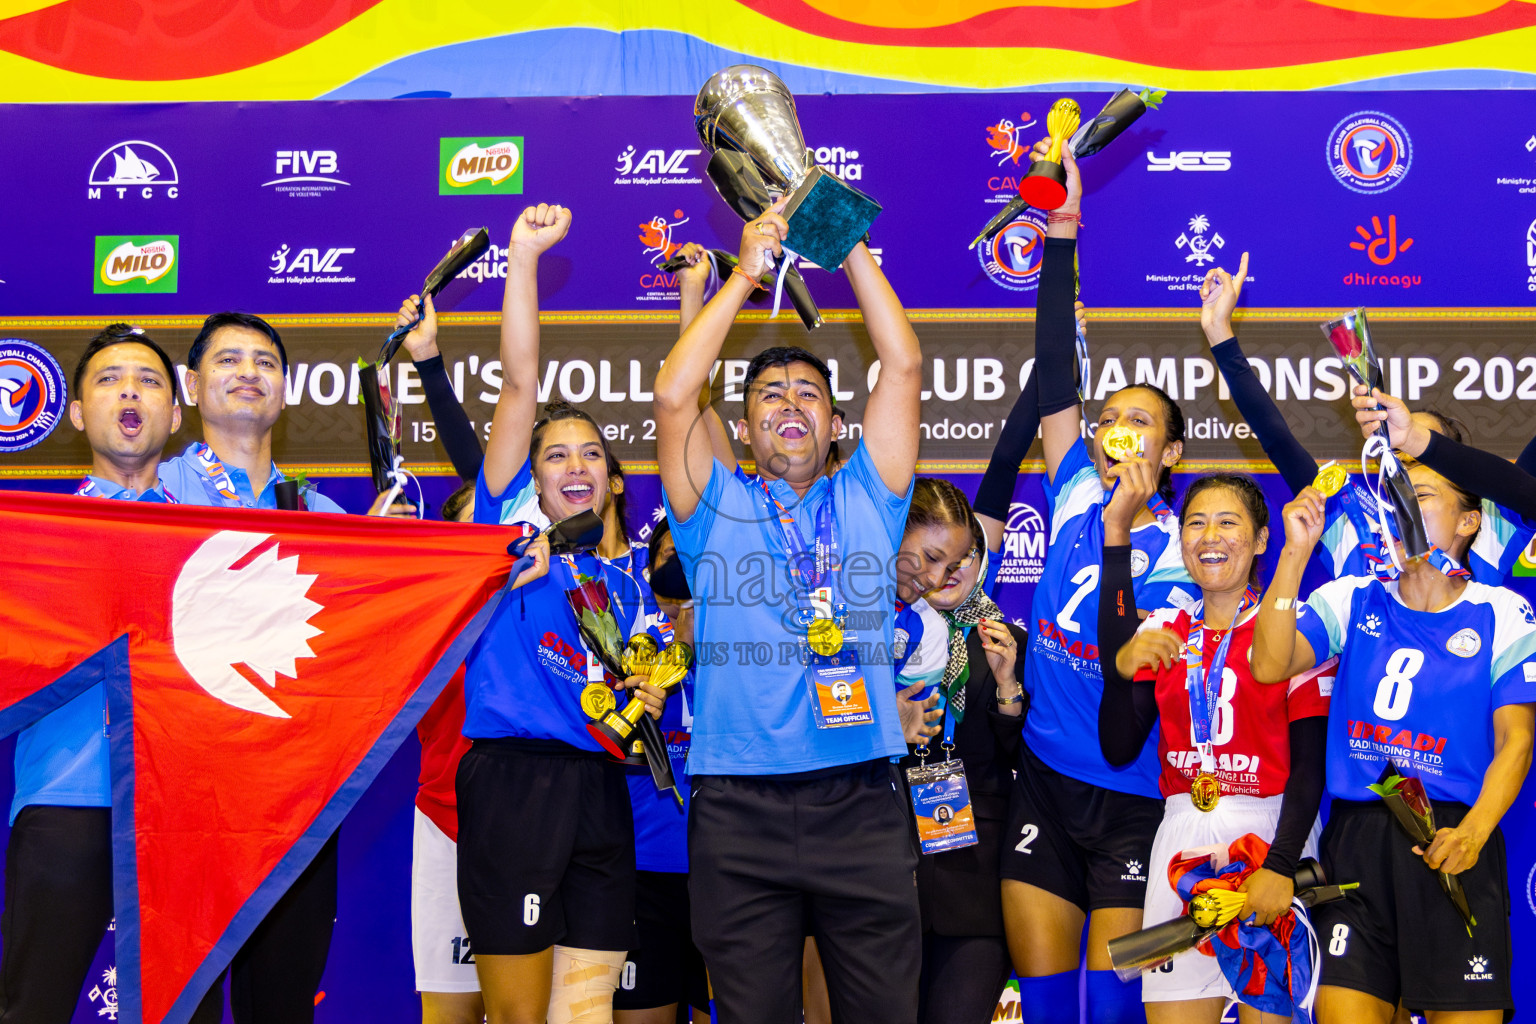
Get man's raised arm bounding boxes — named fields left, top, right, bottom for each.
left=482, top=203, right=570, bottom=496
left=654, top=201, right=787, bottom=520
left=844, top=243, right=921, bottom=496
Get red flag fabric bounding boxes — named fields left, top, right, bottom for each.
left=0, top=490, right=516, bottom=1024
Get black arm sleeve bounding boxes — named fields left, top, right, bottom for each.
left=1209, top=337, right=1318, bottom=495
left=1035, top=237, right=1081, bottom=418
left=975, top=366, right=1040, bottom=523
left=414, top=354, right=484, bottom=482
left=1098, top=544, right=1158, bottom=766
left=1518, top=432, right=1536, bottom=477
left=1417, top=430, right=1536, bottom=523
left=1262, top=715, right=1327, bottom=879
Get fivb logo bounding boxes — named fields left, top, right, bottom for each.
left=614, top=145, right=702, bottom=185
left=440, top=138, right=524, bottom=195
left=94, top=236, right=178, bottom=294
left=264, top=150, right=349, bottom=196
left=88, top=141, right=179, bottom=200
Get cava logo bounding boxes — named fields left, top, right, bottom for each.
left=264, top=149, right=349, bottom=197
left=172, top=531, right=323, bottom=719
left=87, top=141, right=179, bottom=199
left=94, top=236, right=178, bottom=294
left=440, top=137, right=523, bottom=195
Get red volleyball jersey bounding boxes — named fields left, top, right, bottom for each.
left=415, top=667, right=471, bottom=841
left=1135, top=605, right=1332, bottom=800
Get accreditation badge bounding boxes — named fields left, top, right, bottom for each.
left=905, top=759, right=979, bottom=854
left=805, top=646, right=873, bottom=729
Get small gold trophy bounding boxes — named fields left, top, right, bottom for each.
left=1017, top=98, right=1082, bottom=211
left=588, top=640, right=694, bottom=758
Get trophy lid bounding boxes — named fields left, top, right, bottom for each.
left=693, top=65, right=811, bottom=192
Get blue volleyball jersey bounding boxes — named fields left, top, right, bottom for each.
left=1022, top=438, right=1199, bottom=796
left=1320, top=480, right=1534, bottom=583
left=1297, top=574, right=1536, bottom=805
left=894, top=597, right=947, bottom=701
left=465, top=460, right=648, bottom=747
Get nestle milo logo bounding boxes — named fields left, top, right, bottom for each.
left=440, top=138, right=523, bottom=195
left=94, top=236, right=178, bottom=293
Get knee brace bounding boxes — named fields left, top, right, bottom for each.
left=548, top=946, right=625, bottom=1024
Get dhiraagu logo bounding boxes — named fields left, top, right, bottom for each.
left=94, top=236, right=178, bottom=293
left=440, top=137, right=523, bottom=195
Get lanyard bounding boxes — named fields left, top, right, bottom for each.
left=1184, top=591, right=1256, bottom=774
left=75, top=476, right=101, bottom=497
left=1335, top=481, right=1470, bottom=582
left=189, top=442, right=244, bottom=503
left=1100, top=485, right=1175, bottom=524
left=737, top=466, right=845, bottom=628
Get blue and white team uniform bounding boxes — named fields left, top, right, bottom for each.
left=456, top=459, right=648, bottom=956
left=894, top=596, right=948, bottom=699
left=1001, top=437, right=1199, bottom=908
left=0, top=475, right=170, bottom=1019
left=1319, top=481, right=1534, bottom=583
left=1297, top=574, right=1536, bottom=1014
left=663, top=443, right=922, bottom=1023
left=159, top=441, right=344, bottom=512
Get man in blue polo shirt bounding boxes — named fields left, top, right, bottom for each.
left=1, top=324, right=182, bottom=1020
left=653, top=200, right=924, bottom=1023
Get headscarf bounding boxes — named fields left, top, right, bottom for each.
left=938, top=542, right=1003, bottom=723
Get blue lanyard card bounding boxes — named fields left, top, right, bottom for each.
left=805, top=647, right=873, bottom=729
left=906, top=759, right=979, bottom=854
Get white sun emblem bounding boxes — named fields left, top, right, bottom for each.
left=172, top=531, right=323, bottom=718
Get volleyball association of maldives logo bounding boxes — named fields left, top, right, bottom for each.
left=978, top=213, right=1046, bottom=292
left=1327, top=111, right=1412, bottom=194
left=440, top=137, right=524, bottom=195
left=94, top=236, right=179, bottom=294
left=0, top=338, right=67, bottom=453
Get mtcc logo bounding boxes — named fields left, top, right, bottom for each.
left=88, top=141, right=179, bottom=200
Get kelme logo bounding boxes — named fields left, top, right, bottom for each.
left=95, top=236, right=179, bottom=294
left=440, top=138, right=523, bottom=195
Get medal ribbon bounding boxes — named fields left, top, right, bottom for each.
left=1335, top=479, right=1471, bottom=584
left=1184, top=590, right=1258, bottom=775
left=189, top=442, right=244, bottom=503
left=75, top=476, right=101, bottom=497
left=736, top=466, right=845, bottom=633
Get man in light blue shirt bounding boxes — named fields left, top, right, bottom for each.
left=1, top=324, right=182, bottom=1020
left=158, top=311, right=345, bottom=514
left=653, top=203, right=925, bottom=1023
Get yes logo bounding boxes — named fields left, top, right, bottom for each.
left=94, top=236, right=178, bottom=294
left=1147, top=151, right=1232, bottom=172
left=440, top=138, right=523, bottom=195
left=1351, top=215, right=1413, bottom=266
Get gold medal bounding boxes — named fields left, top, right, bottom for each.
left=1190, top=772, right=1221, bottom=812
left=1312, top=461, right=1347, bottom=498
left=580, top=682, right=616, bottom=721
left=807, top=617, right=845, bottom=656
left=1100, top=425, right=1144, bottom=462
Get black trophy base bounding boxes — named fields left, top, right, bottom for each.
left=782, top=166, right=881, bottom=272
left=588, top=713, right=633, bottom=760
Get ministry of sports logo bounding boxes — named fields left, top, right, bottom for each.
left=94, top=236, right=178, bottom=294
left=440, top=138, right=523, bottom=195
left=1176, top=215, right=1225, bottom=266
left=88, top=141, right=179, bottom=200
left=978, top=213, right=1046, bottom=292
left=88, top=965, right=118, bottom=1020
left=1328, top=112, right=1411, bottom=195
left=0, top=338, right=67, bottom=453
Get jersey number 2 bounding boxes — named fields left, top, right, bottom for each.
left=1056, top=566, right=1100, bottom=633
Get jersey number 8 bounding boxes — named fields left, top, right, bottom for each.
left=1372, top=648, right=1423, bottom=722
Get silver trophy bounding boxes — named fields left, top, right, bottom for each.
left=694, top=65, right=880, bottom=272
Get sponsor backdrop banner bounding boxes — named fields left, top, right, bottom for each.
left=1, top=90, right=1535, bottom=1021
left=0, top=92, right=1534, bottom=316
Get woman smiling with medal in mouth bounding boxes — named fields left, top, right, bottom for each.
left=1098, top=469, right=1330, bottom=1023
